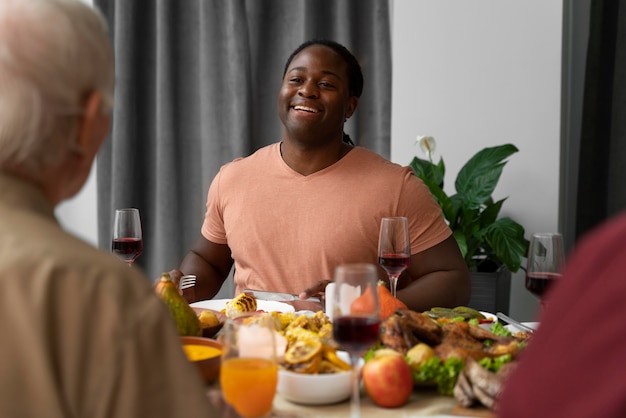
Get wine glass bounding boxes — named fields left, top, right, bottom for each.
left=331, top=263, right=380, bottom=418
left=378, top=217, right=411, bottom=298
left=111, top=208, right=143, bottom=266
left=526, top=232, right=565, bottom=304
left=220, top=314, right=278, bottom=418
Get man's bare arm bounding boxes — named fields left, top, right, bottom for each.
left=396, top=235, right=471, bottom=312
left=169, top=235, right=233, bottom=302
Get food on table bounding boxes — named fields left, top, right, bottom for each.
left=351, top=280, right=408, bottom=320
left=424, top=306, right=494, bottom=325
left=380, top=309, right=518, bottom=360
left=507, top=329, right=533, bottom=342
left=182, top=344, right=222, bottom=361
left=379, top=309, right=443, bottom=354
left=371, top=307, right=529, bottom=403
left=376, top=280, right=409, bottom=319
left=433, top=321, right=520, bottom=362
left=350, top=280, right=407, bottom=320
left=405, top=343, right=435, bottom=371
left=154, top=272, right=201, bottom=336
left=284, top=339, right=322, bottom=364
left=453, top=356, right=517, bottom=410
left=317, top=346, right=352, bottom=373
left=267, top=311, right=350, bottom=374
left=197, top=310, right=220, bottom=328
left=224, top=292, right=258, bottom=318
left=362, top=350, right=414, bottom=408
left=349, top=286, right=376, bottom=315
left=371, top=348, right=404, bottom=359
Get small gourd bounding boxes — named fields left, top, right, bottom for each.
left=351, top=280, right=408, bottom=320
left=376, top=280, right=408, bottom=319
left=155, top=272, right=201, bottom=337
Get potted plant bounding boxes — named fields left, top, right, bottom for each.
left=410, top=137, right=529, bottom=313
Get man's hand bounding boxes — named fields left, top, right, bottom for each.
left=298, top=279, right=332, bottom=301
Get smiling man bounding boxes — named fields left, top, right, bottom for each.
left=170, top=39, right=470, bottom=312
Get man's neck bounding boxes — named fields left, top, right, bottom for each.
left=280, top=140, right=353, bottom=176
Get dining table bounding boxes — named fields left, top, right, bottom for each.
left=193, top=299, right=500, bottom=418
left=205, top=383, right=494, bottom=418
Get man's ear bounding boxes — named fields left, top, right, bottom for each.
left=345, top=96, right=359, bottom=120
left=75, top=91, right=106, bottom=154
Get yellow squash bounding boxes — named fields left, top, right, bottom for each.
left=155, top=272, right=201, bottom=337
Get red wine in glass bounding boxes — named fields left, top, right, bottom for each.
left=112, top=237, right=143, bottom=265
left=526, top=232, right=565, bottom=305
left=333, top=316, right=381, bottom=354
left=525, top=272, right=561, bottom=298
left=379, top=253, right=411, bottom=277
left=331, top=263, right=380, bottom=418
left=112, top=208, right=143, bottom=266
left=378, top=217, right=411, bottom=298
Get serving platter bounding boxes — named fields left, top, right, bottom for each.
left=190, top=298, right=296, bottom=313
left=504, top=321, right=539, bottom=333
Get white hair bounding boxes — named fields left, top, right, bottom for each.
left=0, top=0, right=114, bottom=172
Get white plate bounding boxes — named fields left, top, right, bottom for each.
left=505, top=321, right=539, bottom=333
left=190, top=299, right=295, bottom=313
left=478, top=311, right=497, bottom=330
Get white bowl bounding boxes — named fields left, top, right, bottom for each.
left=277, top=351, right=357, bottom=405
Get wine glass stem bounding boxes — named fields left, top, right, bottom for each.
left=388, top=274, right=400, bottom=298
left=349, top=353, right=361, bottom=418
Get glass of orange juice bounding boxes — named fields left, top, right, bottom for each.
left=220, top=313, right=278, bottom=418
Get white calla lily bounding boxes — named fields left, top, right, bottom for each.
left=416, top=135, right=436, bottom=160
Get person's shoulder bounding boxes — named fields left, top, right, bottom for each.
left=67, top=240, right=152, bottom=293
left=350, top=146, right=414, bottom=175
left=219, top=143, right=279, bottom=173
left=35, top=225, right=153, bottom=293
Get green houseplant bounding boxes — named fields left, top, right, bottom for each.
left=410, top=137, right=529, bottom=273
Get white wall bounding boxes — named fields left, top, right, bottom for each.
left=55, top=0, right=98, bottom=246
left=57, top=0, right=563, bottom=320
left=391, top=0, right=563, bottom=320
left=55, top=164, right=99, bottom=246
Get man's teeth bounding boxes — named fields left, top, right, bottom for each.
left=294, top=106, right=318, bottom=113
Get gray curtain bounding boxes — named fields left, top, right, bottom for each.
left=561, top=0, right=625, bottom=253
left=575, top=0, right=626, bottom=239
left=94, top=0, right=392, bottom=282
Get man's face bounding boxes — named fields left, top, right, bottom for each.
left=278, top=44, right=357, bottom=144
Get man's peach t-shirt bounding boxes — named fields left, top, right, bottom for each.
left=202, top=143, right=451, bottom=295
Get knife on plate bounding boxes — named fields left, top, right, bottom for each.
left=496, top=312, right=536, bottom=333
left=243, top=289, right=320, bottom=303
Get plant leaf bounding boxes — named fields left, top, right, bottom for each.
left=455, top=144, right=518, bottom=210
left=410, top=156, right=445, bottom=188
left=410, top=142, right=526, bottom=273
left=483, top=217, right=527, bottom=272
left=478, top=198, right=505, bottom=229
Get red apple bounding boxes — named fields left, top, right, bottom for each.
left=362, top=352, right=413, bottom=408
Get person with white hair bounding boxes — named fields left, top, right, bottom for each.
left=0, top=0, right=216, bottom=416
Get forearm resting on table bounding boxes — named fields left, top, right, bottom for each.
left=397, top=270, right=471, bottom=312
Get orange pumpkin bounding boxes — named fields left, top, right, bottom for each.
left=376, top=281, right=408, bottom=319
left=350, top=281, right=407, bottom=320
